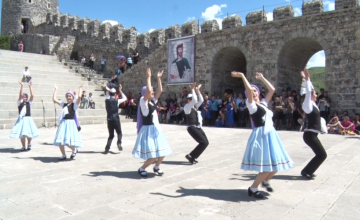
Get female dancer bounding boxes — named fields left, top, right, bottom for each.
left=300, top=69, right=327, bottom=179
left=231, top=71, right=293, bottom=199
left=133, top=68, right=172, bottom=177
left=225, top=95, right=236, bottom=127
left=9, top=81, right=39, bottom=150
left=53, top=84, right=83, bottom=160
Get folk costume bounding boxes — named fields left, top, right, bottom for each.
left=132, top=87, right=172, bottom=160
left=104, top=89, right=127, bottom=153
left=301, top=79, right=327, bottom=179
left=184, top=90, right=209, bottom=164
left=9, top=94, right=40, bottom=150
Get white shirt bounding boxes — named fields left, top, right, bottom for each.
left=105, top=91, right=127, bottom=105
left=140, top=97, right=159, bottom=126
left=246, top=98, right=274, bottom=134
left=17, top=100, right=32, bottom=117
left=58, top=102, right=79, bottom=122
left=184, top=90, right=203, bottom=127
left=101, top=58, right=106, bottom=65
left=23, top=69, right=30, bottom=76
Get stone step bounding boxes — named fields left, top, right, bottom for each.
left=0, top=81, right=95, bottom=89
left=0, top=115, right=134, bottom=130
left=0, top=62, right=73, bottom=72
left=0, top=56, right=60, bottom=65
left=0, top=108, right=107, bottom=118
left=0, top=88, right=105, bottom=96
left=0, top=70, right=78, bottom=78
left=0, top=76, right=91, bottom=84
left=0, top=50, right=57, bottom=60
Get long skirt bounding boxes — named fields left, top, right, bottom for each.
left=9, top=116, right=40, bottom=139
left=54, top=119, right=83, bottom=148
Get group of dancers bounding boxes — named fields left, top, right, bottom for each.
left=9, top=67, right=328, bottom=199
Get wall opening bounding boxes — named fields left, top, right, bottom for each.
left=211, top=46, right=247, bottom=96
left=21, top=18, right=30, bottom=33
left=277, top=37, right=324, bottom=93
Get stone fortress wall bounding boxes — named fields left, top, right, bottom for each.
left=2, top=0, right=360, bottom=114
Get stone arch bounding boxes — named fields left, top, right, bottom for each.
left=210, top=42, right=249, bottom=96
left=275, top=33, right=330, bottom=92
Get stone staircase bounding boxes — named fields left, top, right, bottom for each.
left=0, top=49, right=131, bottom=129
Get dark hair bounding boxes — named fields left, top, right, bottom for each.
left=355, top=113, right=360, bottom=117
left=89, top=93, right=92, bottom=96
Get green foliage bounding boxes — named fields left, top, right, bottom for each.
left=0, top=35, right=10, bottom=50
left=308, top=67, right=325, bottom=92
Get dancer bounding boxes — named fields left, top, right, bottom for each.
left=104, top=85, right=127, bottom=154
left=9, top=81, right=40, bottom=150
left=53, top=84, right=83, bottom=160
left=231, top=71, right=293, bottom=199
left=184, top=82, right=209, bottom=164
left=300, top=69, right=327, bottom=179
left=133, top=68, right=172, bottom=177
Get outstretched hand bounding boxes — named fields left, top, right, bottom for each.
left=157, top=70, right=164, bottom=78
left=303, top=68, right=310, bottom=80
left=300, top=71, right=305, bottom=78
left=255, top=72, right=263, bottom=79
left=79, top=83, right=83, bottom=88
left=195, top=84, right=202, bottom=92
left=18, top=81, right=24, bottom=86
left=231, top=71, right=244, bottom=78
left=189, top=82, right=197, bottom=90
left=146, top=67, right=151, bottom=78
left=28, top=81, right=33, bottom=87
left=119, top=84, right=122, bottom=91
left=54, top=84, right=58, bottom=90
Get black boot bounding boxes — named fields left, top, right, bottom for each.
left=117, top=134, right=123, bottom=151
left=105, top=138, right=113, bottom=154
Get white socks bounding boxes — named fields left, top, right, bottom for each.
left=250, top=187, right=258, bottom=193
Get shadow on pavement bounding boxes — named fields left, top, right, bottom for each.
left=230, top=174, right=311, bottom=181
left=0, top=148, right=23, bottom=154
left=85, top=171, right=156, bottom=179
left=160, top=161, right=193, bottom=165
left=14, top=156, right=71, bottom=163
left=151, top=187, right=269, bottom=202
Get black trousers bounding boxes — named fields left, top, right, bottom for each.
left=302, top=132, right=327, bottom=175
left=210, top=110, right=218, bottom=126
left=106, top=120, right=122, bottom=149
left=187, top=126, right=209, bottom=159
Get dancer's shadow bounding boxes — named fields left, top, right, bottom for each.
left=41, top=142, right=54, bottom=145
left=151, top=187, right=269, bottom=202
left=13, top=156, right=70, bottom=163
left=160, top=161, right=192, bottom=166
left=77, top=150, right=120, bottom=155
left=230, top=174, right=309, bottom=181
left=85, top=171, right=156, bottom=179
left=0, top=148, right=23, bottom=154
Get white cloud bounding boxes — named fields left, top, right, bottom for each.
left=266, top=12, right=273, bottom=21
left=201, top=4, right=227, bottom=29
left=148, top=29, right=155, bottom=33
left=294, top=7, right=302, bottom=16
left=307, top=50, right=326, bottom=68
left=324, top=1, right=335, bottom=11
left=102, top=20, right=118, bottom=26
left=186, top=16, right=196, bottom=22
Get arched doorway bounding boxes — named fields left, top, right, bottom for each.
left=277, top=37, right=325, bottom=92
left=211, top=46, right=247, bottom=96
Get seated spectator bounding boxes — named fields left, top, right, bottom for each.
left=80, top=91, right=89, bottom=109
left=215, top=115, right=223, bottom=127
left=22, top=66, right=32, bottom=83
left=355, top=113, right=360, bottom=134
left=168, top=102, right=177, bottom=123
left=127, top=54, right=133, bottom=69
left=327, top=112, right=340, bottom=133
left=126, top=98, right=136, bottom=119
left=88, top=93, right=95, bottom=109
left=328, top=116, right=355, bottom=135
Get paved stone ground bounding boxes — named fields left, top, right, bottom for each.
left=0, top=123, right=359, bottom=220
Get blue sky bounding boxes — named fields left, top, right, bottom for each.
left=0, top=0, right=336, bottom=67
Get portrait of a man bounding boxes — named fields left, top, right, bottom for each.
left=168, top=36, right=195, bottom=85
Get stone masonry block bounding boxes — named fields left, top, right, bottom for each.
left=201, top=20, right=219, bottom=33
left=52, top=14, right=60, bottom=26
left=87, top=19, right=100, bottom=37
left=137, top=33, right=150, bottom=48
left=60, top=14, right=70, bottom=28
left=77, top=17, right=90, bottom=33
left=100, top=22, right=111, bottom=39
left=273, top=5, right=295, bottom=20
left=246, top=10, right=267, bottom=25
left=181, top=20, right=199, bottom=36
left=302, top=0, right=324, bottom=16
left=165, top=24, right=181, bottom=41
left=335, top=0, right=359, bottom=10
left=69, top=16, right=79, bottom=30
left=222, top=15, right=242, bottom=29
left=110, top=24, right=124, bottom=42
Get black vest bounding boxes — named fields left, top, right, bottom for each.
left=250, top=103, right=266, bottom=128
left=306, top=104, right=321, bottom=131
left=142, top=100, right=155, bottom=125
left=63, top=103, right=75, bottom=120
left=18, top=102, right=31, bottom=116
left=186, top=107, right=200, bottom=126
left=105, top=97, right=120, bottom=121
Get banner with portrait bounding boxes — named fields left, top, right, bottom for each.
left=167, top=35, right=195, bottom=85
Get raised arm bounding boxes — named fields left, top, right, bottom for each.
left=28, top=81, right=34, bottom=102
left=302, top=69, right=314, bottom=114
left=143, top=68, right=152, bottom=101
left=256, top=72, right=275, bottom=103
left=231, top=71, right=253, bottom=103
left=194, top=84, right=203, bottom=109
left=18, top=81, right=24, bottom=101
left=53, top=84, right=61, bottom=105
left=117, top=84, right=128, bottom=105
left=155, top=70, right=164, bottom=100
left=183, top=82, right=197, bottom=113
left=77, top=83, right=83, bottom=105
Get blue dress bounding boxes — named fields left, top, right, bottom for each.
left=225, top=102, right=234, bottom=126
left=9, top=100, right=40, bottom=139
left=53, top=102, right=83, bottom=148
left=132, top=97, right=172, bottom=160
left=201, top=100, right=212, bottom=119
left=241, top=100, right=293, bottom=172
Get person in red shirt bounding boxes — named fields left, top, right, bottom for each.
left=19, top=41, right=24, bottom=52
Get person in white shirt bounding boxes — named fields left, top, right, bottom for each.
left=22, top=66, right=32, bottom=83
left=101, top=56, right=107, bottom=72
left=9, top=81, right=40, bottom=150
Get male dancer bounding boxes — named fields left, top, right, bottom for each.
left=104, top=85, right=127, bottom=154
left=184, top=82, right=209, bottom=164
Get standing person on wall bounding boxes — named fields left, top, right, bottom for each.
left=9, top=81, right=40, bottom=151
left=231, top=71, right=293, bottom=199
left=184, top=82, right=209, bottom=164
left=132, top=68, right=172, bottom=177
left=89, top=53, right=96, bottom=70
left=19, top=40, right=24, bottom=52
left=53, top=84, right=83, bottom=160
left=300, top=69, right=328, bottom=179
